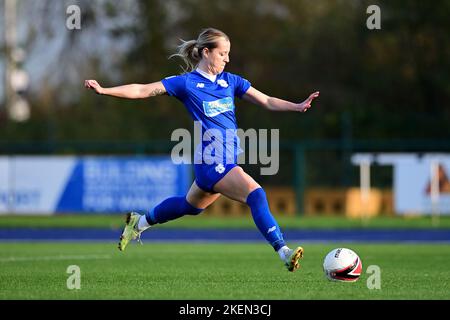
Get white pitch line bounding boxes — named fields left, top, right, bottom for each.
left=0, top=254, right=111, bottom=263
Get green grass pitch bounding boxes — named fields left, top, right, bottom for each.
left=0, top=242, right=449, bottom=299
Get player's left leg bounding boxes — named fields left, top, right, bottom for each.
left=213, top=166, right=303, bottom=272
left=118, top=182, right=220, bottom=251
left=145, top=181, right=220, bottom=225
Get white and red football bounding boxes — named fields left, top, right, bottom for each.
left=323, top=248, right=362, bottom=282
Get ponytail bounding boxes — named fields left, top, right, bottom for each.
left=169, top=28, right=230, bottom=73
left=169, top=39, right=202, bottom=73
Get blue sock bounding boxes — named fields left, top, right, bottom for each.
left=246, top=188, right=286, bottom=251
left=145, top=197, right=203, bottom=225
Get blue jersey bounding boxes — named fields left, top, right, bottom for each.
left=161, top=70, right=251, bottom=165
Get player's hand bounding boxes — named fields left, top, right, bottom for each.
left=297, top=91, right=320, bottom=112
left=84, top=80, right=104, bottom=95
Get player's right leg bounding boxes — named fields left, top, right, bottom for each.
left=118, top=181, right=219, bottom=251
left=213, top=166, right=304, bottom=272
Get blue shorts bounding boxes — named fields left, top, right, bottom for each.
left=194, top=162, right=238, bottom=193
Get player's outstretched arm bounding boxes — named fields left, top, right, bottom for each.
left=84, top=80, right=166, bottom=99
left=243, top=87, right=319, bottom=112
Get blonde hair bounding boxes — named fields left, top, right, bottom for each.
left=170, top=28, right=230, bottom=73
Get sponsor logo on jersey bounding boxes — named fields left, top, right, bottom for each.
left=202, top=97, right=234, bottom=117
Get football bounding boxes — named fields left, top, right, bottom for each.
left=323, top=248, right=362, bottom=282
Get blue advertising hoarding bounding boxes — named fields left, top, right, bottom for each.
left=0, top=156, right=191, bottom=214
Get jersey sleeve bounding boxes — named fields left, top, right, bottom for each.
left=161, top=74, right=187, bottom=100
left=230, top=73, right=251, bottom=98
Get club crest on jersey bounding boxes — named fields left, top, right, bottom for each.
left=215, top=164, right=225, bottom=174
left=217, top=79, right=228, bottom=88
left=196, top=83, right=205, bottom=88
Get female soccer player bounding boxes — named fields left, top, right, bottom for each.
left=85, top=28, right=319, bottom=272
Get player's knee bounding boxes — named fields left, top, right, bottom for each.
left=183, top=198, right=204, bottom=216
left=246, top=187, right=268, bottom=206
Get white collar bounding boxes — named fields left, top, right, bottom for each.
left=196, top=68, right=217, bottom=83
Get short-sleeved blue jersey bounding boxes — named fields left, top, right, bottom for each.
left=161, top=70, right=251, bottom=165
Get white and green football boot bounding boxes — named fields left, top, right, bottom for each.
left=284, top=246, right=304, bottom=272
left=118, top=212, right=143, bottom=251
